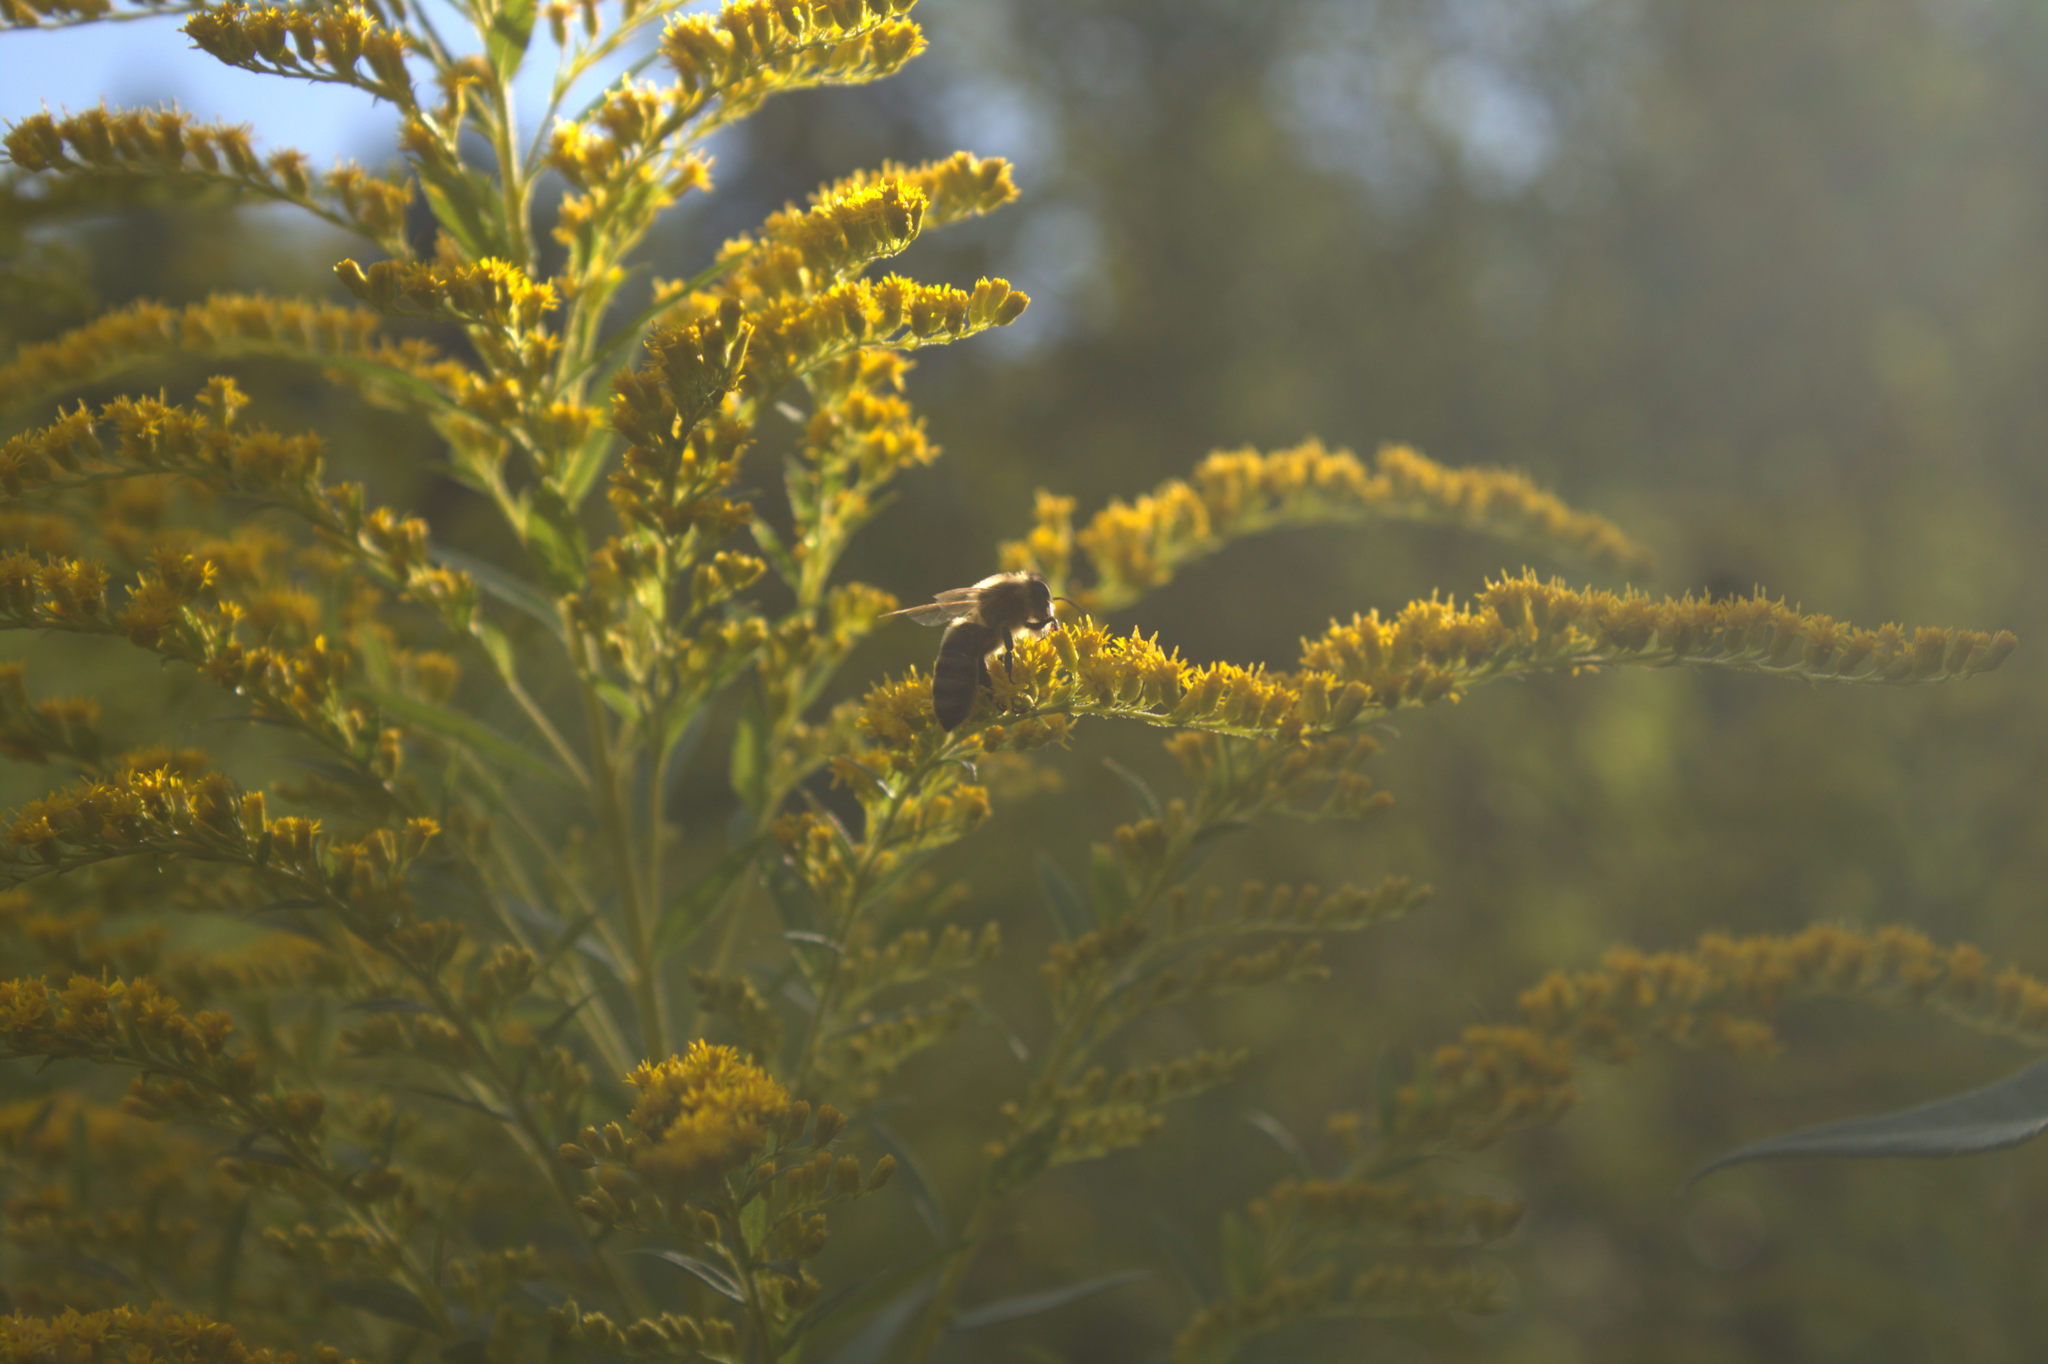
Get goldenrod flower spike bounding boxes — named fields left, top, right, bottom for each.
left=4, top=109, right=413, bottom=254
left=1002, top=439, right=1656, bottom=611
left=660, top=0, right=923, bottom=124
left=811, top=151, right=1019, bottom=229
left=0, top=0, right=181, bottom=27
left=0, top=1304, right=366, bottom=1364
left=0, top=294, right=466, bottom=418
left=183, top=2, right=416, bottom=108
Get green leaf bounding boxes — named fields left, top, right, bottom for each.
left=471, top=619, right=517, bottom=682
left=1243, top=1110, right=1313, bottom=1175
left=351, top=685, right=577, bottom=789
left=433, top=544, right=564, bottom=641
left=730, top=686, right=768, bottom=816
left=534, top=910, right=600, bottom=975
left=343, top=997, right=435, bottom=1014
left=661, top=697, right=708, bottom=763
left=1151, top=1214, right=1216, bottom=1305
left=951, top=1270, right=1147, bottom=1332
left=1691, top=1057, right=2048, bottom=1184
left=1218, top=1210, right=1260, bottom=1297
left=865, top=1118, right=949, bottom=1244
left=745, top=516, right=790, bottom=585
left=58, top=1254, right=138, bottom=1289
left=739, top=1193, right=767, bottom=1250
left=1100, top=756, right=1162, bottom=820
left=783, top=1275, right=879, bottom=1348
left=653, top=837, right=767, bottom=958
left=326, top=1278, right=441, bottom=1333
left=763, top=856, right=821, bottom=934
left=1181, top=818, right=1253, bottom=878
left=485, top=0, right=536, bottom=82
left=593, top=680, right=636, bottom=721
left=1088, top=842, right=1135, bottom=924
left=818, top=1275, right=935, bottom=1364
left=393, top=1085, right=513, bottom=1123
left=523, top=483, right=590, bottom=590
left=963, top=991, right=1030, bottom=1064
left=633, top=1249, right=745, bottom=1302
left=417, top=175, right=493, bottom=261
left=567, top=282, right=669, bottom=393
left=1036, top=852, right=1089, bottom=941
left=211, top=1196, right=252, bottom=1319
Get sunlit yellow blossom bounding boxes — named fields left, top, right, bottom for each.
left=1005, top=440, right=1656, bottom=612
left=625, top=1040, right=792, bottom=1183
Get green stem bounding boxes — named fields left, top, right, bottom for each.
left=583, top=678, right=667, bottom=1059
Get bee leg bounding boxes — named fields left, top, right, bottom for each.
left=1001, top=635, right=1016, bottom=681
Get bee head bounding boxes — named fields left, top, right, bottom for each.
left=1024, top=574, right=1057, bottom=631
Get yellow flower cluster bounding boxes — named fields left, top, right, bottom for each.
left=846, top=574, right=2014, bottom=765
left=0, top=974, right=248, bottom=1123
left=0, top=294, right=463, bottom=418
left=1004, top=439, right=1656, bottom=612
left=1172, top=1262, right=1505, bottom=1364
left=0, top=1305, right=358, bottom=1364
left=1, top=766, right=441, bottom=965
left=623, top=1040, right=793, bottom=1184
left=709, top=180, right=927, bottom=310
left=1388, top=924, right=2048, bottom=1154
left=547, top=1304, right=741, bottom=1360
left=3, top=383, right=320, bottom=501
left=1249, top=1176, right=1522, bottom=1245
left=547, top=102, right=710, bottom=269
left=608, top=299, right=754, bottom=542
left=335, top=256, right=565, bottom=388
left=829, top=920, right=1002, bottom=1018
left=810, top=151, right=1018, bottom=231
left=335, top=256, right=559, bottom=335
left=735, top=273, right=1029, bottom=403
left=816, top=990, right=978, bottom=1106
left=1312, top=573, right=2018, bottom=692
left=1, top=0, right=174, bottom=25
left=182, top=2, right=415, bottom=108
left=660, top=0, right=922, bottom=117
left=5, top=109, right=413, bottom=254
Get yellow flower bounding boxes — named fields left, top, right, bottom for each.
left=625, top=1041, right=792, bottom=1184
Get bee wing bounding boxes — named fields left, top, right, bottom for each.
left=885, top=587, right=981, bottom=628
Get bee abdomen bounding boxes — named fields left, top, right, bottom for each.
left=932, top=621, right=1000, bottom=730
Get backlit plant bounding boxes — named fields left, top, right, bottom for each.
left=0, top=2, right=2025, bottom=1361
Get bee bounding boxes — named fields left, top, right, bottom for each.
left=887, top=571, right=1060, bottom=730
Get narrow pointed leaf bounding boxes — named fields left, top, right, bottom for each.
left=633, top=1249, right=745, bottom=1302
left=653, top=836, right=767, bottom=957
left=352, top=685, right=576, bottom=788
left=1101, top=757, right=1161, bottom=820
left=325, top=1278, right=440, bottom=1332
left=1692, top=1057, right=2048, bottom=1186
left=1036, top=852, right=1089, bottom=941
left=866, top=1118, right=948, bottom=1243
left=485, top=0, right=536, bottom=81
left=1244, top=1110, right=1313, bottom=1175
left=950, top=1270, right=1147, bottom=1332
left=432, top=544, right=564, bottom=640
left=820, top=1276, right=935, bottom=1364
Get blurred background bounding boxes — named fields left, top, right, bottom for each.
left=6, top=1, right=2048, bottom=1360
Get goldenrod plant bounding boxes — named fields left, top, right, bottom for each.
left=0, top=2, right=2024, bottom=1361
